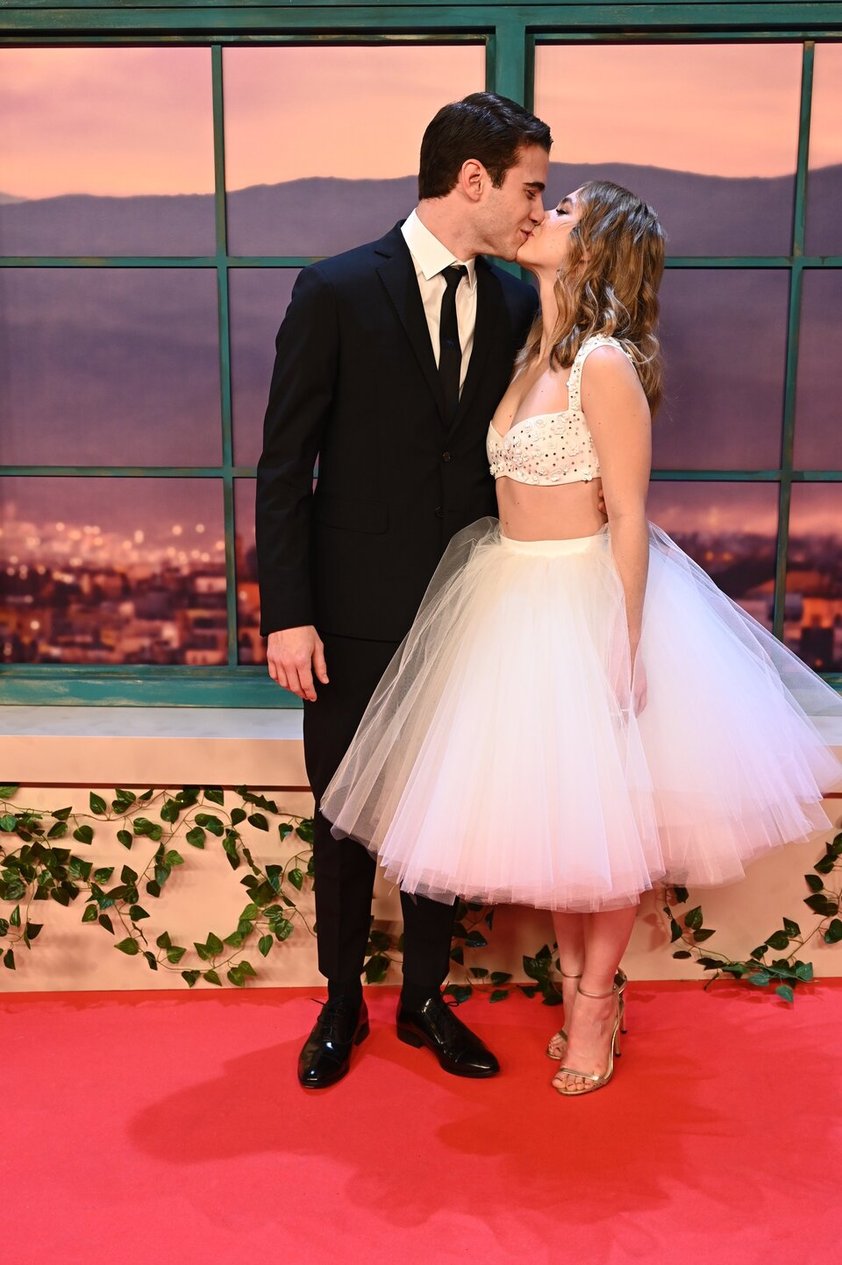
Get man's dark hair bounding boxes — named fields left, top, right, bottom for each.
left=418, top=92, right=552, bottom=200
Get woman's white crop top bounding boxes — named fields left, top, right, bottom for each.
left=487, top=335, right=632, bottom=487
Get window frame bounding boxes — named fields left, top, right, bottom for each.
left=1, top=1, right=841, bottom=706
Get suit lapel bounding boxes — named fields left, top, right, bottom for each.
left=375, top=229, right=447, bottom=422
left=449, top=257, right=502, bottom=435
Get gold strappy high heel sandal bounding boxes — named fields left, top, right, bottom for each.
left=545, top=970, right=581, bottom=1061
left=552, top=978, right=625, bottom=1098
left=546, top=969, right=627, bottom=1062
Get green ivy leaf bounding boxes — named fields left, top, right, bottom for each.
left=490, top=971, right=512, bottom=985
left=160, top=799, right=181, bottom=824
left=194, top=813, right=224, bottom=837
left=279, top=822, right=294, bottom=840
left=465, top=931, right=488, bottom=949
left=10, top=904, right=21, bottom=929
left=206, top=931, right=223, bottom=956
left=203, top=969, right=222, bottom=987
left=684, top=906, right=703, bottom=931
left=669, top=917, right=683, bottom=943
left=518, top=985, right=538, bottom=998
left=182, top=970, right=200, bottom=987
left=133, top=817, right=163, bottom=842
left=203, top=787, right=225, bottom=806
left=89, top=793, right=107, bottom=815
left=804, top=894, right=839, bottom=917
left=0, top=813, right=18, bottom=833
left=490, top=989, right=509, bottom=1003
left=469, top=966, right=489, bottom=979
left=156, top=930, right=172, bottom=949
left=129, top=905, right=149, bottom=922
left=0, top=785, right=20, bottom=799
left=775, top=984, right=795, bottom=1003
left=364, top=953, right=390, bottom=984
left=116, top=830, right=133, bottom=849
left=693, top=928, right=716, bottom=942
left=186, top=827, right=206, bottom=849
left=164, top=850, right=184, bottom=868
left=295, top=818, right=315, bottom=844
left=823, top=918, right=842, bottom=944
left=450, top=945, right=464, bottom=964
left=115, top=937, right=139, bottom=956
left=72, top=825, right=94, bottom=845
left=673, top=950, right=693, bottom=959
left=672, top=885, right=689, bottom=903
left=166, top=946, right=187, bottom=964
left=3, top=948, right=15, bottom=970
left=783, top=917, right=801, bottom=937
left=194, top=941, right=212, bottom=962
left=765, top=930, right=790, bottom=950
left=258, top=934, right=274, bottom=957
left=143, top=951, right=158, bottom=971
left=444, top=984, right=472, bottom=1004
left=98, top=914, right=114, bottom=934
left=793, top=961, right=814, bottom=981
left=81, top=904, right=99, bottom=923
left=288, top=868, right=304, bottom=891
left=227, top=965, right=246, bottom=988
left=247, top=813, right=269, bottom=832
left=47, top=821, right=68, bottom=839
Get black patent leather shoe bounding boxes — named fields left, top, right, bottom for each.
left=396, top=994, right=500, bottom=1078
left=298, top=997, right=370, bottom=1089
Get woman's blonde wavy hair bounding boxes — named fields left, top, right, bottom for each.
left=519, top=180, right=666, bottom=413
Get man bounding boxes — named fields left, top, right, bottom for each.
left=257, top=92, right=551, bottom=1088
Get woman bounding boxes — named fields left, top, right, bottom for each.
left=321, top=180, right=842, bottom=1097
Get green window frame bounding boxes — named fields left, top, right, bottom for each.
left=1, top=2, right=841, bottom=706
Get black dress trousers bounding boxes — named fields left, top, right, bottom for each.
left=304, top=632, right=457, bottom=993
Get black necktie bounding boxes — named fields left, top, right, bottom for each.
left=438, top=264, right=467, bottom=421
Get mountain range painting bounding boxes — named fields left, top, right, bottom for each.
left=1, top=163, right=840, bottom=669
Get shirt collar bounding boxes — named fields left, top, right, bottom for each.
left=401, top=209, right=477, bottom=290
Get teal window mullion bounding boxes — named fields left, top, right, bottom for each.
left=772, top=41, right=815, bottom=640
left=490, top=15, right=527, bottom=104
left=211, top=42, right=239, bottom=668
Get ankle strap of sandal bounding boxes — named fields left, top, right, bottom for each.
left=578, top=985, right=618, bottom=999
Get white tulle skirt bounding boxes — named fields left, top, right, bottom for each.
left=321, top=519, right=842, bottom=912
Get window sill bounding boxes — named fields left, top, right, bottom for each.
left=2, top=705, right=307, bottom=788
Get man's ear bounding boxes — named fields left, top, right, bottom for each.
left=459, top=159, right=486, bottom=203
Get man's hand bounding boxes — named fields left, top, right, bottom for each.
left=266, top=626, right=329, bottom=702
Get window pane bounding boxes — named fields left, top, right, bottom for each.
left=647, top=481, right=778, bottom=628
left=223, top=45, right=485, bottom=256
left=0, top=477, right=227, bottom=665
left=234, top=479, right=264, bottom=665
left=786, top=484, right=842, bottom=671
left=0, top=48, right=215, bottom=256
left=230, top=269, right=299, bottom=467
left=794, top=270, right=842, bottom=471
left=655, top=271, right=788, bottom=470
left=535, top=44, right=801, bottom=255
left=0, top=269, right=221, bottom=467
left=806, top=44, right=842, bottom=256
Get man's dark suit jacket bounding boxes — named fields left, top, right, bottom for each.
left=256, top=223, right=538, bottom=644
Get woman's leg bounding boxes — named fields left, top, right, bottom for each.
left=553, top=903, right=639, bottom=1091
left=550, top=912, right=586, bottom=1046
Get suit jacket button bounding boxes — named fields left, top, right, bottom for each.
left=441, top=451, right=451, bottom=463
left=434, top=507, right=443, bottom=519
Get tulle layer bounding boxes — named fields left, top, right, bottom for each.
left=321, top=518, right=842, bottom=912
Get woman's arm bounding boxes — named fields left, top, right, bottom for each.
left=580, top=345, right=652, bottom=663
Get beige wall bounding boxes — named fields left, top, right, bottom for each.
left=2, top=707, right=840, bottom=992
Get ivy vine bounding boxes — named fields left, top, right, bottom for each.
left=1, top=785, right=839, bottom=1003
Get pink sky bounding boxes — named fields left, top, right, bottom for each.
left=1, top=43, right=840, bottom=199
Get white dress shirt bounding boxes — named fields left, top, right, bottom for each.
left=400, top=209, right=477, bottom=391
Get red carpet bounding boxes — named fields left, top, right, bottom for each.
left=5, top=981, right=841, bottom=1265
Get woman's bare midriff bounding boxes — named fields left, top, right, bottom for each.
left=496, top=476, right=607, bottom=541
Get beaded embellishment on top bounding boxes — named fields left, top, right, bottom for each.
left=487, top=335, right=631, bottom=487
